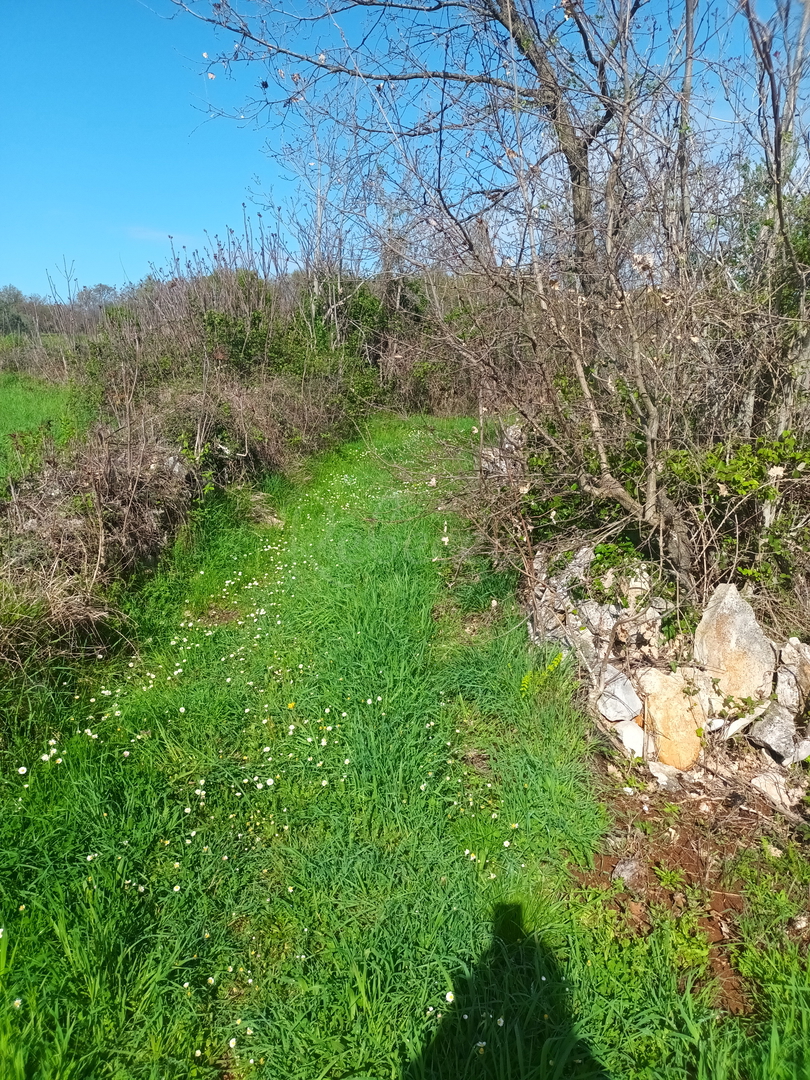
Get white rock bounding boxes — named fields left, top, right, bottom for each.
left=480, top=447, right=505, bottom=474
left=786, top=738, right=810, bottom=766
left=567, top=623, right=598, bottom=668
left=542, top=587, right=570, bottom=614
left=625, top=569, right=652, bottom=608
left=612, top=719, right=647, bottom=759
left=501, top=424, right=526, bottom=454
left=725, top=712, right=763, bottom=738
left=775, top=665, right=802, bottom=715
left=680, top=665, right=724, bottom=717
left=750, top=771, right=802, bottom=815
left=694, top=584, right=775, bottom=701
left=636, top=606, right=663, bottom=628
left=530, top=599, right=564, bottom=638
left=543, top=546, right=594, bottom=592
left=579, top=599, right=620, bottom=639
left=611, top=857, right=644, bottom=887
left=780, top=639, right=810, bottom=706
left=749, top=703, right=799, bottom=762
left=712, top=702, right=771, bottom=740
left=597, top=665, right=643, bottom=723
left=647, top=761, right=683, bottom=791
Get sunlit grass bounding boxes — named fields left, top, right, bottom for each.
left=0, top=372, right=88, bottom=482
left=0, top=417, right=808, bottom=1078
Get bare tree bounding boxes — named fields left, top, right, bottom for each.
left=170, top=0, right=705, bottom=292
left=169, top=0, right=810, bottom=614
left=737, top=0, right=810, bottom=435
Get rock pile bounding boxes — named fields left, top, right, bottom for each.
left=529, top=547, right=810, bottom=811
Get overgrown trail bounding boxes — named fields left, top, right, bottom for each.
left=1, top=422, right=806, bottom=1080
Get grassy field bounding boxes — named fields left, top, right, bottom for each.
left=0, top=418, right=808, bottom=1079
left=0, top=372, right=88, bottom=484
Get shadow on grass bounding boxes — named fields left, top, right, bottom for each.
left=404, top=903, right=604, bottom=1080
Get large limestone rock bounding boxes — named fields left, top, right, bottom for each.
left=693, top=584, right=775, bottom=702
left=679, top=665, right=725, bottom=717
left=637, top=667, right=705, bottom=770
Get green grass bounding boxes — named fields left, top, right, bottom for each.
left=0, top=372, right=90, bottom=483
left=0, top=418, right=808, bottom=1078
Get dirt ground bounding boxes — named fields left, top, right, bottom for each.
left=577, top=749, right=810, bottom=1014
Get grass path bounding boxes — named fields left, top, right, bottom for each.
left=1, top=420, right=808, bottom=1079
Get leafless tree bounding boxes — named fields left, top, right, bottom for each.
left=169, top=0, right=810, bottom=618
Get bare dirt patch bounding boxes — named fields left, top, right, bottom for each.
left=202, top=606, right=242, bottom=625
left=575, top=753, right=810, bottom=1014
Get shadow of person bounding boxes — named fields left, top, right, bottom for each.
left=404, top=903, right=604, bottom=1080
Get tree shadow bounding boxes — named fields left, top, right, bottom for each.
left=404, top=903, right=604, bottom=1080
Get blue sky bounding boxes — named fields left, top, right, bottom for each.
left=0, top=1, right=770, bottom=297
left=0, top=0, right=282, bottom=296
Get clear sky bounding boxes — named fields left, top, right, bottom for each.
left=0, top=0, right=281, bottom=296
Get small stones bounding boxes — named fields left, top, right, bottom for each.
left=611, top=857, right=644, bottom=888
left=529, top=559, right=810, bottom=818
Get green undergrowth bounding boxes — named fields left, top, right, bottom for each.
left=0, top=418, right=808, bottom=1079
left=0, top=372, right=93, bottom=486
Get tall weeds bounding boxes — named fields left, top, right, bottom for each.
left=0, top=238, right=398, bottom=688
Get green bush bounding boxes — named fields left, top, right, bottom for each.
left=203, top=309, right=268, bottom=373
left=668, top=432, right=810, bottom=587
